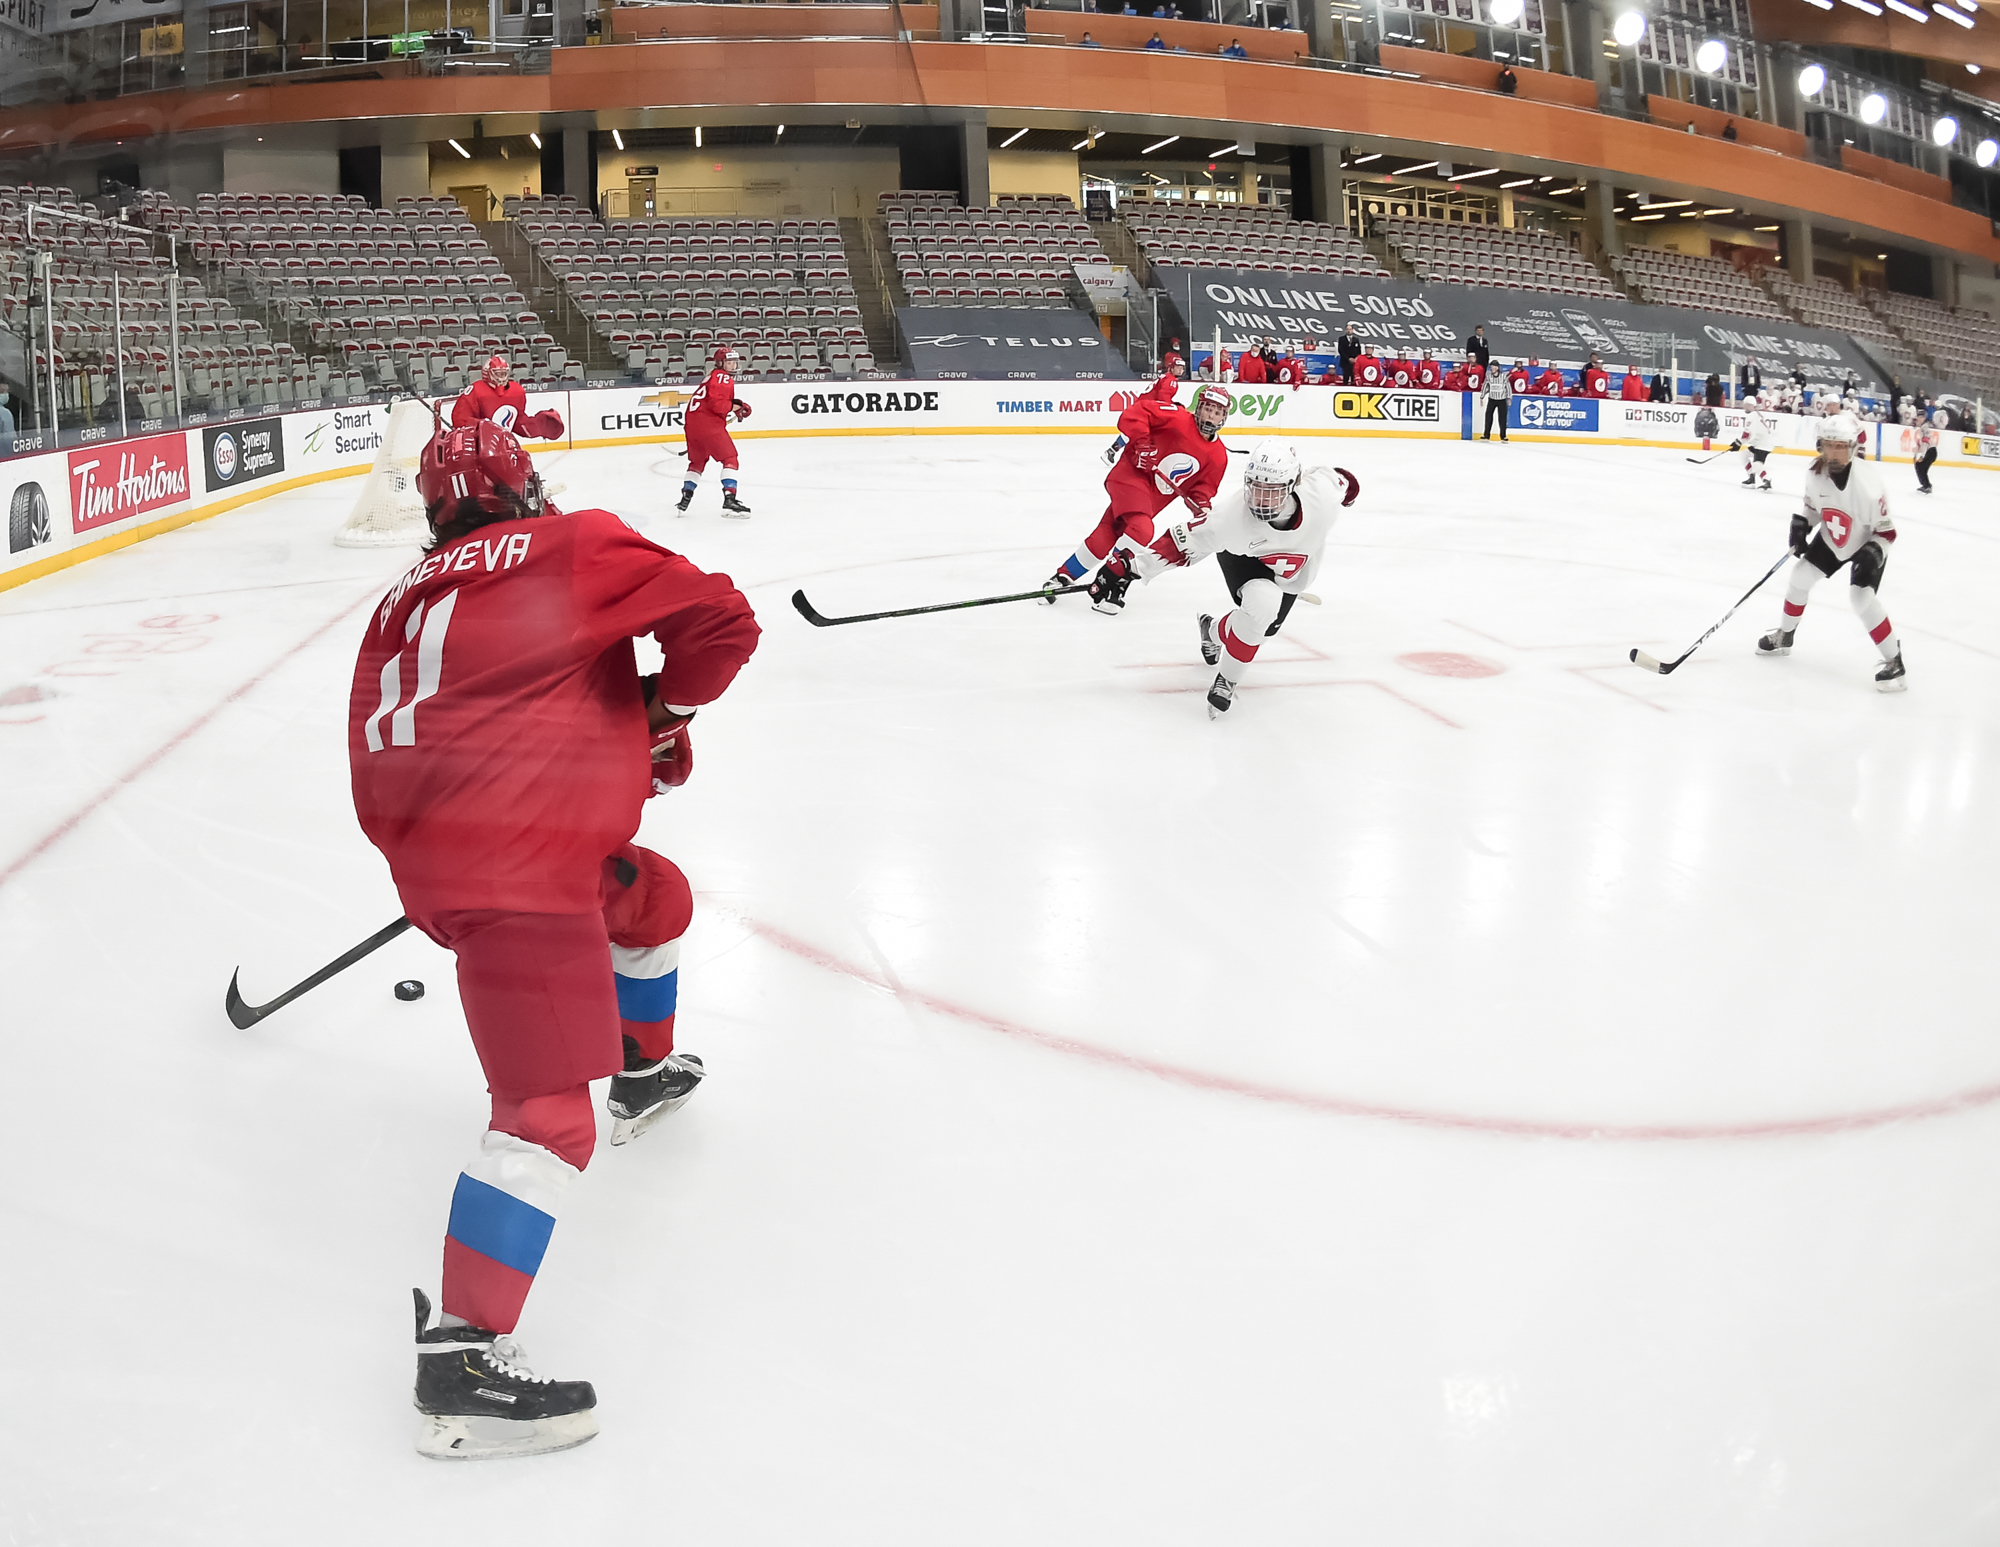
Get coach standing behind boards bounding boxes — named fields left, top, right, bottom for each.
left=1465, top=326, right=1491, bottom=369
left=1335, top=323, right=1362, bottom=385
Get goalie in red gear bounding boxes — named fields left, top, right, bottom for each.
left=350, top=416, right=759, bottom=1458
left=1042, top=383, right=1232, bottom=605
left=677, top=345, right=753, bottom=519
left=451, top=355, right=565, bottom=442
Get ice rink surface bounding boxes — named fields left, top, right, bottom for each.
left=3, top=430, right=1998, bottom=1545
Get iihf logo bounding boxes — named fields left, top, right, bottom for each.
left=212, top=432, right=238, bottom=482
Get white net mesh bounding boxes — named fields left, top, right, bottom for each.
left=334, top=398, right=439, bottom=548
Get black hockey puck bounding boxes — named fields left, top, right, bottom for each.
left=394, top=979, right=425, bottom=1002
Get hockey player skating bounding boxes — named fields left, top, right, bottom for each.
left=1045, top=383, right=1232, bottom=598
left=348, top=419, right=760, bottom=1459
left=1914, top=419, right=1939, bottom=494
left=1087, top=440, right=1358, bottom=718
left=678, top=345, right=754, bottom=517
left=1756, top=412, right=1906, bottom=691
left=1729, top=409, right=1777, bottom=490
left=1100, top=351, right=1190, bottom=465
left=451, top=355, right=565, bottom=442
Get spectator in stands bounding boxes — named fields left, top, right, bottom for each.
left=1703, top=371, right=1724, bottom=407
left=1496, top=65, right=1518, bottom=96
left=1220, top=36, right=1250, bottom=56
left=1685, top=121, right=1699, bottom=134
left=1464, top=325, right=1490, bottom=367
left=1145, top=29, right=1167, bottom=47
left=1121, top=0, right=1137, bottom=11
left=1722, top=119, right=1739, bottom=142
left=1620, top=367, right=1648, bottom=401
left=1337, top=322, right=1362, bottom=384
left=1151, top=2, right=1173, bottom=17
left=1079, top=29, right=1101, bottom=44
left=1416, top=351, right=1441, bottom=389
left=1648, top=373, right=1671, bottom=403
left=1235, top=344, right=1268, bottom=384
left=1482, top=362, right=1512, bottom=440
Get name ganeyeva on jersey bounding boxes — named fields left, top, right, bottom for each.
left=378, top=531, right=535, bottom=630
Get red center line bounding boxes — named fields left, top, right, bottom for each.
left=746, top=919, right=2000, bottom=1143
left=0, top=588, right=379, bottom=895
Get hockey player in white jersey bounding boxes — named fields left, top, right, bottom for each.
left=1757, top=413, right=1906, bottom=690
left=1730, top=410, right=1778, bottom=490
left=1087, top=441, right=1358, bottom=718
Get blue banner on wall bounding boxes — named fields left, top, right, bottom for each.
left=1510, top=396, right=1599, bottom=432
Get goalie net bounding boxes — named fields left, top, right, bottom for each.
left=334, top=398, right=437, bottom=547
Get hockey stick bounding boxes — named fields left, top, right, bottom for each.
left=1629, top=548, right=1793, bottom=675
left=225, top=916, right=414, bottom=1028
left=792, top=583, right=1088, bottom=627
left=1685, top=445, right=1736, bottom=465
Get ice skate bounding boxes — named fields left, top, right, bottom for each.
left=412, top=1289, right=598, bottom=1461
left=1756, top=627, right=1794, bottom=657
left=674, top=488, right=694, bottom=515
left=1759, top=473, right=1772, bottom=491
left=1205, top=672, right=1234, bottom=719
left=1741, top=472, right=1757, bottom=487
left=720, top=492, right=752, bottom=518
left=1037, top=567, right=1079, bottom=605
left=608, top=1046, right=705, bottom=1146
left=1197, top=613, right=1221, bottom=666
left=1874, top=651, right=1907, bottom=692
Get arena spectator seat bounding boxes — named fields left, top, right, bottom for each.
left=1760, top=271, right=1924, bottom=381
left=1609, top=248, right=1789, bottom=320
left=1121, top=200, right=1387, bottom=277
left=1384, top=217, right=1619, bottom=297
left=883, top=191, right=1103, bottom=308
left=1865, top=289, right=2000, bottom=400
left=516, top=194, right=869, bottom=379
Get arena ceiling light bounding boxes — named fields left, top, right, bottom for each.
left=611, top=129, right=625, bottom=150
left=1695, top=38, right=1727, bottom=72
left=1860, top=92, right=1888, bottom=123
left=1933, top=114, right=1959, bottom=143
left=776, top=124, right=785, bottom=139
left=528, top=132, right=542, bottom=149
left=1840, top=0, right=1882, bottom=13
left=1934, top=2, right=1974, bottom=21
left=1071, top=136, right=1091, bottom=150
left=1611, top=9, right=1645, bottom=44
left=1500, top=177, right=1534, bottom=187
left=1142, top=136, right=1181, bottom=154
left=1001, top=127, right=1030, bottom=147
left=1640, top=197, right=1692, bottom=208
left=1209, top=143, right=1240, bottom=156
left=694, top=126, right=703, bottom=148
left=1631, top=212, right=1666, bottom=220
left=1351, top=151, right=1383, bottom=164
left=1798, top=62, right=1826, bottom=95
left=1455, top=166, right=1503, bottom=177
left=1391, top=161, right=1437, bottom=175
left=1489, top=0, right=1525, bottom=24
left=1702, top=206, right=1735, bottom=214
left=1978, top=138, right=1999, bottom=165
left=1883, top=0, right=1928, bottom=17
left=448, top=139, right=472, bottom=159
left=1756, top=223, right=1779, bottom=230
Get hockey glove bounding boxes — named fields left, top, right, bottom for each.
left=1727, top=438, right=1743, bottom=453
left=1088, top=549, right=1138, bottom=615
left=1787, top=513, right=1812, bottom=557
left=519, top=409, right=566, bottom=441
left=1333, top=467, right=1361, bottom=507
left=1849, top=539, right=1887, bottom=592
left=731, top=400, right=753, bottom=422
left=1131, top=441, right=1162, bottom=475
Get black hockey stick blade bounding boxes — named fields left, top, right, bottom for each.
left=1627, top=547, right=1793, bottom=677
left=226, top=915, right=415, bottom=1028
left=791, top=583, right=1089, bottom=627
left=1685, top=448, right=1731, bottom=464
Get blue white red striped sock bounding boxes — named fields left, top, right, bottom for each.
left=442, top=1131, right=579, bottom=1334
left=612, top=937, right=681, bottom=1060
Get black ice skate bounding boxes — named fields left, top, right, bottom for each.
left=608, top=1042, right=705, bottom=1146
left=675, top=488, right=695, bottom=515
left=1756, top=627, right=1794, bottom=656
left=1874, top=651, right=1908, bottom=692
left=1197, top=613, right=1221, bottom=666
left=720, top=492, right=752, bottom=518
left=1205, top=672, right=1235, bottom=719
left=412, top=1289, right=598, bottom=1461
left=1741, top=472, right=1757, bottom=487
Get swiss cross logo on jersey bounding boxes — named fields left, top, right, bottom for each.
left=1821, top=507, right=1854, bottom=547
left=1152, top=451, right=1201, bottom=497
left=1260, top=553, right=1309, bottom=581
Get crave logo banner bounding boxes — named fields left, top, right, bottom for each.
left=68, top=432, right=191, bottom=532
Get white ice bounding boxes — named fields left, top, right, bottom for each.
left=2, top=432, right=1998, bottom=1545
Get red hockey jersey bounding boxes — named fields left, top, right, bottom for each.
left=689, top=367, right=737, bottom=424
left=348, top=508, right=760, bottom=919
left=1107, top=397, right=1229, bottom=518
left=452, top=379, right=528, bottom=432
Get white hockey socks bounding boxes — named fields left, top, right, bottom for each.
left=1850, top=586, right=1898, bottom=660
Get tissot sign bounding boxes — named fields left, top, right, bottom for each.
left=896, top=308, right=1137, bottom=380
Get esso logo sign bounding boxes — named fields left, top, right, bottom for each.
left=211, top=431, right=238, bottom=483
left=1153, top=452, right=1200, bottom=496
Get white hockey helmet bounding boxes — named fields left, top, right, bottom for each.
left=1243, top=440, right=1301, bottom=521
left=1818, top=411, right=1861, bottom=447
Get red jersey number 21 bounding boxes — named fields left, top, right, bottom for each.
left=364, top=589, right=460, bottom=752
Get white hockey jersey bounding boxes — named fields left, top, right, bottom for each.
left=1802, top=457, right=1895, bottom=560
left=1743, top=413, right=1777, bottom=453
left=1128, top=463, right=1346, bottom=592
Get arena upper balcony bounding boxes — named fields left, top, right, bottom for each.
left=2, top=0, right=1998, bottom=272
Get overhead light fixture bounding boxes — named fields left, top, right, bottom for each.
left=1352, top=152, right=1382, bottom=164
left=1142, top=136, right=1180, bottom=154
left=448, top=139, right=471, bottom=159
left=1538, top=174, right=1553, bottom=181
left=1071, top=137, right=1091, bottom=151
left=1798, top=63, right=1826, bottom=95
left=1611, top=9, right=1644, bottom=44
left=1970, top=63, right=1983, bottom=72
left=1641, top=197, right=1692, bottom=208
left=1840, top=0, right=1882, bottom=13
left=1391, top=161, right=1437, bottom=175
left=1876, top=252, right=1888, bottom=258
left=1489, top=0, right=1524, bottom=24
left=1001, top=127, right=1030, bottom=147
left=1679, top=209, right=1703, bottom=216
left=1702, top=206, right=1734, bottom=214
left=1456, top=167, right=1503, bottom=178
left=1209, top=143, right=1240, bottom=156
left=1695, top=38, right=1727, bottom=72
left=1935, top=0, right=1973, bottom=19
left=1632, top=213, right=1666, bottom=221
left=694, top=126, right=702, bottom=148
left=1980, top=138, right=2000, bottom=166
left=1801, top=0, right=1832, bottom=7
left=1860, top=92, right=1887, bottom=123
left=1933, top=115, right=1959, bottom=144
left=776, top=124, right=785, bottom=138
left=528, top=131, right=542, bottom=149
left=1756, top=223, right=1780, bottom=230
left=1500, top=177, right=1534, bottom=187
left=611, top=129, right=624, bottom=150
left=1884, top=0, right=1928, bottom=16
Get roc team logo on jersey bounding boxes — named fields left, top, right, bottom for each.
left=1153, top=452, right=1201, bottom=496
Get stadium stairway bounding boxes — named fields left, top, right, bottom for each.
left=481, top=218, right=603, bottom=380
left=841, top=214, right=904, bottom=368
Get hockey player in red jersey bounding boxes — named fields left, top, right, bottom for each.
left=677, top=345, right=753, bottom=518
left=452, top=355, right=566, bottom=441
left=1415, top=352, right=1442, bottom=389
left=1148, top=350, right=1187, bottom=402
left=1044, top=383, right=1232, bottom=602
left=349, top=418, right=759, bottom=1459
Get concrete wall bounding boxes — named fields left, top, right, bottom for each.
left=988, top=149, right=1079, bottom=204
left=589, top=145, right=899, bottom=220
left=221, top=140, right=339, bottom=195
left=430, top=144, right=542, bottom=210
left=1959, top=269, right=2000, bottom=321
left=382, top=143, right=431, bottom=206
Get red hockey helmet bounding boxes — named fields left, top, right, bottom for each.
left=416, top=419, right=547, bottom=529
left=1190, top=382, right=1232, bottom=440
left=1162, top=351, right=1186, bottom=378
left=483, top=353, right=511, bottom=387
left=714, top=344, right=742, bottom=372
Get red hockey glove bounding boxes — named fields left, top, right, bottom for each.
left=1333, top=467, right=1361, bottom=506
left=731, top=400, right=753, bottom=422
left=519, top=409, right=565, bottom=441
left=1088, top=549, right=1138, bottom=615
left=1130, top=441, right=1162, bottom=475
left=649, top=714, right=695, bottom=793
